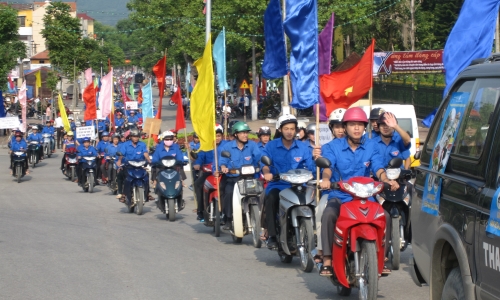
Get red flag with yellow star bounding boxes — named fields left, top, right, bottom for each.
left=320, top=39, right=374, bottom=116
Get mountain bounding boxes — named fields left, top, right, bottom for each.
left=14, top=0, right=129, bottom=25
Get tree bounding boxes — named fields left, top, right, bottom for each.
left=0, top=5, right=27, bottom=90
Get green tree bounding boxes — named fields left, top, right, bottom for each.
left=0, top=5, right=27, bottom=90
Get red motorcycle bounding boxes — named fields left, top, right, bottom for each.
left=202, top=163, right=222, bottom=237
left=63, top=148, right=78, bottom=181
left=315, top=158, right=387, bottom=300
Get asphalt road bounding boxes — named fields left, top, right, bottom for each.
left=0, top=95, right=430, bottom=300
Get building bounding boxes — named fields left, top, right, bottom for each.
left=77, top=13, right=95, bottom=38
left=30, top=50, right=51, bottom=69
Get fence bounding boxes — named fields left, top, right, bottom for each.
left=373, top=82, right=444, bottom=119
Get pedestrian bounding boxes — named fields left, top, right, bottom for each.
left=54, top=113, right=64, bottom=149
left=46, top=103, right=52, bottom=122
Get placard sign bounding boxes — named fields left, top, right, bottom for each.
left=76, top=126, right=96, bottom=139
left=0, top=117, right=21, bottom=129
left=373, top=50, right=444, bottom=75
left=125, top=101, right=138, bottom=110
left=318, top=123, right=333, bottom=146
left=142, top=118, right=162, bottom=134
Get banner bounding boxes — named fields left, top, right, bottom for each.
left=125, top=101, right=138, bottom=110
left=422, top=92, right=469, bottom=216
left=0, top=117, right=21, bottom=129
left=19, top=81, right=27, bottom=132
left=373, top=50, right=444, bottom=75
left=76, top=126, right=96, bottom=139
left=487, top=187, right=500, bottom=237
left=318, top=123, right=333, bottom=146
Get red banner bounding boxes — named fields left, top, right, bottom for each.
left=373, top=50, right=444, bottom=75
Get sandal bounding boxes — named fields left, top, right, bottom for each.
left=260, top=229, right=268, bottom=241
left=384, top=257, right=389, bottom=262
left=313, top=254, right=323, bottom=264
left=118, top=196, right=126, bottom=203
left=382, top=266, right=392, bottom=275
left=319, top=266, right=333, bottom=277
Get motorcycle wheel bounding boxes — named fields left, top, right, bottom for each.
left=134, top=187, right=144, bottom=215
left=391, top=217, right=401, bottom=270
left=71, top=167, right=76, bottom=182
left=214, top=200, right=221, bottom=237
left=16, top=165, right=22, bottom=183
left=88, top=173, right=94, bottom=193
left=31, top=155, right=36, bottom=168
left=250, top=204, right=261, bottom=248
left=299, top=218, right=314, bottom=273
left=337, top=285, right=352, bottom=296
left=44, top=145, right=48, bottom=157
left=168, top=198, right=176, bottom=221
left=232, top=220, right=243, bottom=243
left=279, top=253, right=293, bottom=263
left=169, top=99, right=175, bottom=106
left=359, top=241, right=378, bottom=300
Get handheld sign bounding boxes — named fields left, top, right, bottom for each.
left=125, top=101, right=138, bottom=110
left=142, top=118, right=162, bottom=134
left=76, top=126, right=96, bottom=139
left=318, top=124, right=333, bottom=146
left=0, top=117, right=21, bottom=129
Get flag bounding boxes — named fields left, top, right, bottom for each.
left=8, top=75, right=15, bottom=90
left=153, top=56, right=166, bottom=118
left=35, top=70, right=42, bottom=88
left=283, top=0, right=319, bottom=109
left=129, top=84, right=135, bottom=100
left=137, top=88, right=143, bottom=104
left=58, top=94, right=70, bottom=132
left=316, top=13, right=334, bottom=121
left=98, top=69, right=113, bottom=118
left=120, top=81, right=130, bottom=102
left=171, top=84, right=186, bottom=131
left=85, top=68, right=93, bottom=86
left=443, top=0, right=500, bottom=96
left=320, top=39, right=374, bottom=116
left=191, top=34, right=215, bottom=151
left=262, top=0, right=288, bottom=79
left=83, top=82, right=97, bottom=121
left=141, top=82, right=154, bottom=119
left=18, top=81, right=27, bottom=132
left=0, top=91, right=5, bottom=118
left=213, top=27, right=229, bottom=92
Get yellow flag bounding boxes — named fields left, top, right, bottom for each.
left=58, top=94, right=71, bottom=132
left=35, top=70, right=42, bottom=88
left=191, top=35, right=215, bottom=151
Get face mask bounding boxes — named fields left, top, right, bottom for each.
left=164, top=140, right=174, bottom=146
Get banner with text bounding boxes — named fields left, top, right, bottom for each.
left=76, top=126, right=96, bottom=139
left=373, top=50, right=444, bottom=75
left=125, top=101, right=138, bottom=110
left=0, top=117, right=21, bottom=129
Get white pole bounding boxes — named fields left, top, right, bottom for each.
left=252, top=36, right=258, bottom=121
left=281, top=0, right=290, bottom=115
left=205, top=0, right=211, bottom=43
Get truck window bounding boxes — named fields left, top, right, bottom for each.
left=397, top=118, right=412, bottom=137
left=454, top=78, right=500, bottom=159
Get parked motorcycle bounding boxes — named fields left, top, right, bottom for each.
left=154, top=156, right=185, bottom=221
left=12, top=151, right=27, bottom=183
left=42, top=133, right=52, bottom=158
left=81, top=156, right=97, bottom=193
left=27, top=141, right=40, bottom=168
left=314, top=157, right=387, bottom=299
left=260, top=156, right=317, bottom=272
left=221, top=151, right=263, bottom=248
left=63, top=148, right=78, bottom=181
left=123, top=159, right=148, bottom=215
left=202, top=163, right=222, bottom=237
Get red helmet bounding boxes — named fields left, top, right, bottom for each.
left=342, top=107, right=368, bottom=124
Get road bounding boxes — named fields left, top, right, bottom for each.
left=0, top=94, right=430, bottom=300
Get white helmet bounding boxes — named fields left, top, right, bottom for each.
left=297, top=121, right=307, bottom=130
left=276, top=114, right=297, bottom=129
left=161, top=130, right=175, bottom=139
left=215, top=123, right=224, bottom=134
left=329, top=108, right=346, bottom=128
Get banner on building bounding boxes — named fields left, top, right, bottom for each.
left=373, top=50, right=444, bottom=75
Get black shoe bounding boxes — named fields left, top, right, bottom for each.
left=267, top=236, right=278, bottom=249
left=196, top=213, right=203, bottom=220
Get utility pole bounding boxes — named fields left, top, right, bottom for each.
left=496, top=11, right=500, bottom=52
left=410, top=0, right=415, bottom=51
left=72, top=59, right=77, bottom=110
left=281, top=0, right=290, bottom=115
left=205, top=0, right=211, bottom=43
left=251, top=36, right=257, bottom=120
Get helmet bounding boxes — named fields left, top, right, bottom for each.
left=101, top=131, right=110, bottom=137
left=32, top=126, right=38, bottom=131
left=343, top=107, right=368, bottom=124
left=276, top=114, right=298, bottom=129
left=232, top=122, right=251, bottom=134
left=192, top=132, right=198, bottom=138
left=377, top=112, right=397, bottom=125
left=228, top=120, right=239, bottom=130
left=129, top=110, right=136, bottom=114
left=112, top=133, right=120, bottom=139
left=15, top=131, right=23, bottom=137
left=129, top=128, right=140, bottom=137
left=67, top=131, right=74, bottom=136
left=68, top=116, right=74, bottom=120
left=215, top=124, right=224, bottom=134
left=82, top=137, right=91, bottom=142
left=369, top=107, right=385, bottom=120
left=329, top=108, right=346, bottom=125
left=306, top=124, right=316, bottom=135
left=257, top=126, right=271, bottom=136
left=297, top=121, right=307, bottom=130
left=162, top=131, right=175, bottom=139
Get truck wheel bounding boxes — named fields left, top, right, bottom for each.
left=442, top=267, right=465, bottom=300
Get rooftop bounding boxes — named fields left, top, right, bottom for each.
left=31, top=50, right=50, bottom=60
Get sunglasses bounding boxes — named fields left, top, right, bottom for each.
left=164, top=138, right=174, bottom=141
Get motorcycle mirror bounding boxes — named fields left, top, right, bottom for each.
left=260, top=155, right=272, bottom=166
left=221, top=151, right=231, bottom=158
left=387, top=157, right=403, bottom=169
left=190, top=151, right=198, bottom=159
left=315, top=157, right=331, bottom=169
left=414, top=151, right=421, bottom=160
left=116, top=151, right=123, bottom=157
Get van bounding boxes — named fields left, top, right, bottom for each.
left=359, top=104, right=421, bottom=168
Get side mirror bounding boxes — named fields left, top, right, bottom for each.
left=116, top=152, right=123, bottom=157
left=414, top=151, right=421, bottom=160
left=221, top=151, right=231, bottom=158
left=387, top=157, right=403, bottom=169
left=190, top=151, right=198, bottom=160
left=261, top=156, right=272, bottom=166
left=315, top=157, right=331, bottom=169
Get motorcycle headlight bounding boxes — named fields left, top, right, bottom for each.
left=175, top=181, right=181, bottom=189
left=14, top=152, right=24, bottom=156
left=241, top=165, right=255, bottom=175
left=162, top=159, right=176, bottom=167
left=159, top=182, right=166, bottom=190
left=280, top=169, right=313, bottom=184
left=129, top=160, right=146, bottom=167
left=386, top=168, right=401, bottom=180
left=342, top=181, right=384, bottom=198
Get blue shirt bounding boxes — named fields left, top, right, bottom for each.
left=97, top=121, right=106, bottom=132
left=96, top=140, right=110, bottom=155
left=373, top=134, right=410, bottom=168
left=128, top=115, right=139, bottom=123
left=257, top=141, right=267, bottom=151
left=118, top=140, right=148, bottom=164
left=70, top=122, right=76, bottom=131
left=321, top=137, right=385, bottom=203
left=189, top=141, right=200, bottom=151
left=219, top=140, right=261, bottom=177
left=115, top=118, right=125, bottom=127
left=41, top=126, right=55, bottom=135
left=27, top=133, right=43, bottom=143
left=85, top=120, right=94, bottom=126
left=261, top=138, right=316, bottom=192
left=194, top=141, right=228, bottom=167
left=11, top=140, right=28, bottom=156
left=152, top=143, right=184, bottom=164
left=64, top=139, right=76, bottom=150
left=76, top=145, right=98, bottom=162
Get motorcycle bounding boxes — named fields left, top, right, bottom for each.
left=376, top=157, right=415, bottom=270
left=314, top=157, right=387, bottom=299
left=27, top=141, right=40, bottom=168
left=202, top=163, right=222, bottom=237
left=123, top=159, right=148, bottom=215
left=63, top=148, right=78, bottom=181
left=42, top=133, right=52, bottom=158
left=154, top=156, right=185, bottom=221
left=81, top=156, right=97, bottom=193
left=107, top=157, right=118, bottom=195
left=12, top=151, right=27, bottom=183
left=260, top=156, right=317, bottom=272
left=221, top=151, right=263, bottom=248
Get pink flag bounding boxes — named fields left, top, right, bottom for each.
left=85, top=68, right=93, bottom=87
left=18, top=81, right=27, bottom=132
left=98, top=69, right=113, bottom=118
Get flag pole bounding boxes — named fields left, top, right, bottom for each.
left=315, top=103, right=320, bottom=205
left=368, top=87, right=373, bottom=139
left=224, top=90, right=228, bottom=140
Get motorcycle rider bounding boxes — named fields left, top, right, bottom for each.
left=368, top=107, right=385, bottom=138
left=261, top=114, right=319, bottom=248
left=189, top=133, right=200, bottom=152
left=257, top=126, right=271, bottom=150
left=318, top=107, right=398, bottom=276
left=218, top=122, right=261, bottom=230
left=41, top=120, right=56, bottom=153
left=96, top=132, right=111, bottom=183
left=305, top=123, right=317, bottom=149
left=27, top=125, right=44, bottom=160
left=76, top=137, right=98, bottom=187
left=374, top=112, right=411, bottom=169
left=61, top=131, right=77, bottom=175
left=151, top=131, right=184, bottom=180
left=104, top=133, right=122, bottom=187
left=69, top=116, right=76, bottom=132
left=9, top=131, right=29, bottom=175
left=328, top=108, right=346, bottom=139
left=192, top=124, right=227, bottom=221
left=116, top=128, right=153, bottom=203
left=127, top=110, right=139, bottom=124
left=115, top=112, right=125, bottom=128
left=296, top=121, right=307, bottom=141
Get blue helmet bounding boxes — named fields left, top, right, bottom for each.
left=82, top=137, right=91, bottom=142
left=102, top=131, right=109, bottom=137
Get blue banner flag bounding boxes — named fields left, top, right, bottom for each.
left=0, top=91, right=5, bottom=118
left=262, top=0, right=288, bottom=80
left=213, top=27, right=229, bottom=92
left=443, top=0, right=500, bottom=96
left=283, top=0, right=319, bottom=109
left=141, top=82, right=154, bottom=119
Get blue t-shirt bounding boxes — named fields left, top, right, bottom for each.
left=219, top=140, right=261, bottom=177
left=27, top=133, right=43, bottom=143
left=41, top=126, right=55, bottom=135
left=194, top=141, right=228, bottom=167
left=115, top=118, right=125, bottom=127
left=96, top=140, right=110, bottom=155
left=128, top=115, right=139, bottom=123
left=152, top=143, right=184, bottom=164
left=11, top=140, right=28, bottom=156
left=118, top=140, right=148, bottom=164
left=189, top=141, right=200, bottom=152
left=372, top=134, right=411, bottom=168
left=76, top=145, right=98, bottom=162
